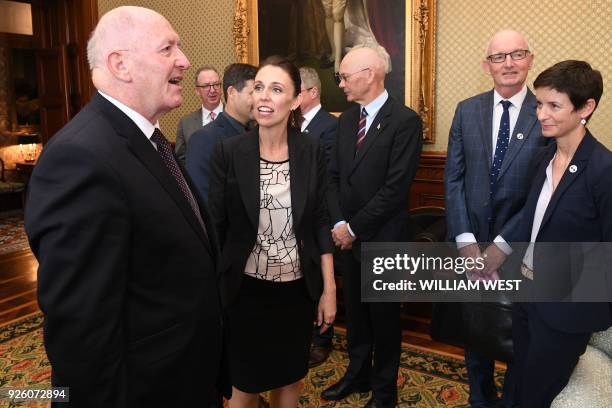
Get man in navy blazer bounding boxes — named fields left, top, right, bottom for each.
left=186, top=63, right=257, bottom=202
left=444, top=30, right=547, bottom=407
left=323, top=45, right=422, bottom=408
left=299, top=66, right=337, bottom=164
left=298, top=66, right=339, bottom=368
left=24, top=6, right=226, bottom=407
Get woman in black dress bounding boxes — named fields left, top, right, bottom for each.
left=209, top=56, right=336, bottom=407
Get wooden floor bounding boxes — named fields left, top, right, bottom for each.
left=0, top=248, right=465, bottom=359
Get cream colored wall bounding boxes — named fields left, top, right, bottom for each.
left=97, top=0, right=236, bottom=141
left=432, top=0, right=610, bottom=151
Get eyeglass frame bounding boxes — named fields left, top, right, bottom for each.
left=195, top=82, right=222, bottom=91
left=486, top=49, right=531, bottom=64
left=334, top=67, right=371, bottom=85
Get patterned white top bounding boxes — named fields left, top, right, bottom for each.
left=244, top=159, right=302, bottom=281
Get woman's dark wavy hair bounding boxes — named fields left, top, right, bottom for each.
left=258, top=55, right=304, bottom=130
left=533, top=60, right=603, bottom=122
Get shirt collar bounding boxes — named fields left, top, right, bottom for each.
left=202, top=103, right=224, bottom=117
left=98, top=90, right=158, bottom=139
left=302, top=104, right=322, bottom=125
left=362, top=89, right=388, bottom=117
left=493, top=85, right=528, bottom=109
left=222, top=111, right=249, bottom=134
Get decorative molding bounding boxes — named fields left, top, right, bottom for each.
left=233, top=0, right=248, bottom=63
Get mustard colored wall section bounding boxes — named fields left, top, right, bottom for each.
left=97, top=0, right=236, bottom=141
left=433, top=0, right=611, bottom=151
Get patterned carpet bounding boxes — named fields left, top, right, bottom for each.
left=0, top=313, right=506, bottom=407
left=0, top=210, right=29, bottom=255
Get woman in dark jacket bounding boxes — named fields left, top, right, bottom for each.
left=209, top=56, right=336, bottom=408
left=513, top=60, right=612, bottom=407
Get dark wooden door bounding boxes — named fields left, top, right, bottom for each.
left=36, top=45, right=70, bottom=143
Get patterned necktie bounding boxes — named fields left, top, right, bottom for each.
left=150, top=128, right=207, bottom=235
left=356, top=107, right=368, bottom=151
left=490, top=100, right=512, bottom=197
left=209, top=111, right=216, bottom=121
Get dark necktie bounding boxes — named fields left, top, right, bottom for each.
left=150, top=128, right=207, bottom=235
left=356, top=107, right=368, bottom=151
left=490, top=100, right=512, bottom=197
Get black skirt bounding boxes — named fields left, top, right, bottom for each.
left=228, top=274, right=315, bottom=393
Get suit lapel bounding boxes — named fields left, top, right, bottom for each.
left=539, top=133, right=595, bottom=233
left=288, top=129, right=308, bottom=227
left=95, top=94, right=212, bottom=250
left=498, top=90, right=538, bottom=179
left=341, top=105, right=360, bottom=171
left=235, top=129, right=260, bottom=229
left=351, top=98, right=392, bottom=172
left=304, top=109, right=323, bottom=136
left=478, top=91, right=494, bottom=170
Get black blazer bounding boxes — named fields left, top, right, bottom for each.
left=304, top=108, right=338, bottom=164
left=25, top=93, right=226, bottom=407
left=517, top=131, right=612, bottom=333
left=327, top=95, right=422, bottom=258
left=208, top=127, right=334, bottom=307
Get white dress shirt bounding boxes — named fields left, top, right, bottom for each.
left=98, top=91, right=160, bottom=149
left=301, top=104, right=322, bottom=132
left=523, top=155, right=555, bottom=269
left=201, top=103, right=224, bottom=126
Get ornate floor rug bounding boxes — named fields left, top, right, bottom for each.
left=0, top=313, right=506, bottom=407
left=0, top=210, right=29, bottom=256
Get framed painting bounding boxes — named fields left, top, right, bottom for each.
left=234, top=0, right=436, bottom=143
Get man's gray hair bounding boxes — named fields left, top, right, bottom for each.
left=195, top=65, right=220, bottom=85
left=351, top=43, right=392, bottom=74
left=299, top=66, right=322, bottom=95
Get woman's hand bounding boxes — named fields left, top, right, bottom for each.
left=317, top=289, right=337, bottom=334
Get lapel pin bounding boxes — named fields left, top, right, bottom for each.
left=516, top=133, right=524, bottom=140
left=569, top=165, right=577, bottom=173
left=376, top=123, right=380, bottom=130
left=303, top=129, right=309, bottom=134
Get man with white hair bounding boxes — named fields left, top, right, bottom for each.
left=323, top=44, right=422, bottom=407
left=444, top=29, right=545, bottom=407
left=25, top=6, right=226, bottom=407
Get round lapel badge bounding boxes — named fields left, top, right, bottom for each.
left=516, top=133, right=524, bottom=140
left=569, top=164, right=578, bottom=173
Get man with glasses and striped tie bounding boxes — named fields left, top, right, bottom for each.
left=323, top=44, right=422, bottom=408
left=175, top=65, right=224, bottom=164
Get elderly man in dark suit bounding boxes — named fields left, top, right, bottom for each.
left=175, top=65, right=224, bottom=164
left=322, top=44, right=422, bottom=408
left=186, top=63, right=257, bottom=203
left=24, top=6, right=226, bottom=407
left=444, top=29, right=547, bottom=408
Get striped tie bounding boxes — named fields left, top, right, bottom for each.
left=356, top=107, right=368, bottom=151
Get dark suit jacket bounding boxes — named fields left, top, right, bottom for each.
left=517, top=131, right=612, bottom=333
left=445, top=89, right=547, bottom=243
left=186, top=111, right=247, bottom=202
left=303, top=108, right=337, bottom=164
left=175, top=108, right=203, bottom=164
left=327, top=95, right=422, bottom=258
left=24, top=93, right=226, bottom=407
left=208, top=127, right=334, bottom=307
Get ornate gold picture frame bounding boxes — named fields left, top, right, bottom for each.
left=233, top=0, right=436, bottom=143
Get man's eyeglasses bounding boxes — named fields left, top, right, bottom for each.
left=334, top=68, right=370, bottom=85
left=196, top=82, right=222, bottom=91
left=301, top=87, right=314, bottom=93
left=486, top=49, right=531, bottom=64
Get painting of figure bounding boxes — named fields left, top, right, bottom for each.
left=258, top=0, right=405, bottom=113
